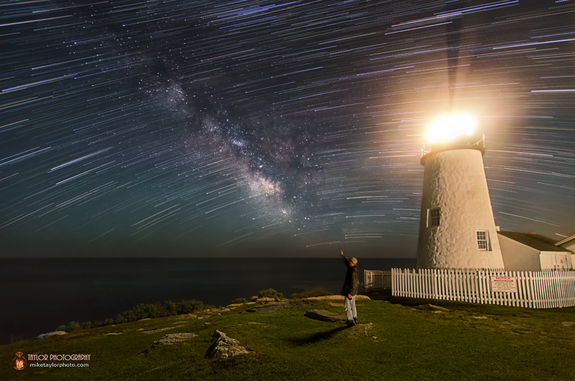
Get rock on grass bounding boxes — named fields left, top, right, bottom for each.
left=153, top=333, right=197, bottom=347
left=206, top=330, right=252, bottom=360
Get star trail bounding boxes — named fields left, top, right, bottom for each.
left=1, top=0, right=574, bottom=258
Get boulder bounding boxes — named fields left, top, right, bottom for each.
left=305, top=295, right=371, bottom=301
left=174, top=313, right=198, bottom=320
left=247, top=303, right=286, bottom=313
left=416, top=304, right=450, bottom=312
left=247, top=298, right=326, bottom=313
left=142, top=327, right=174, bottom=334
left=246, top=295, right=371, bottom=314
left=36, top=331, right=67, bottom=339
left=357, top=323, right=374, bottom=337
left=153, top=333, right=197, bottom=347
left=304, top=309, right=347, bottom=323
left=206, top=330, right=251, bottom=360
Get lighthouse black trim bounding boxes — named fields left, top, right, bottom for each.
left=420, top=134, right=486, bottom=165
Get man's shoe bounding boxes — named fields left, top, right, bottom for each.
left=346, top=320, right=356, bottom=327
left=353, top=318, right=358, bottom=325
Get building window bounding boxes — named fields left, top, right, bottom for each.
left=428, top=208, right=440, bottom=227
left=477, top=230, right=490, bottom=250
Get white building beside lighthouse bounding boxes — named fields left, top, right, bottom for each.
left=417, top=115, right=505, bottom=270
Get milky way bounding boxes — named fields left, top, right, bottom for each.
left=1, top=0, right=574, bottom=258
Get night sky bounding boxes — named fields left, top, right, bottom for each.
left=1, top=0, right=574, bottom=258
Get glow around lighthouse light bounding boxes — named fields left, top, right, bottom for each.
left=427, top=114, right=477, bottom=144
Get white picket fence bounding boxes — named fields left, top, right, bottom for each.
left=391, top=268, right=575, bottom=309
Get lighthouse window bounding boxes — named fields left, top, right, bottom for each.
left=428, top=208, right=441, bottom=227
left=477, top=231, right=489, bottom=250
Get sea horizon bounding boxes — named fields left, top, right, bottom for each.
left=1, top=257, right=416, bottom=345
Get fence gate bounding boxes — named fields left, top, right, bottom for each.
left=364, top=270, right=391, bottom=292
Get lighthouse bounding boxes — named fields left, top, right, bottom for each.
left=417, top=114, right=505, bottom=270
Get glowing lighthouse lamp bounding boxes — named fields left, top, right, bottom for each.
left=417, top=113, right=505, bottom=270
left=427, top=114, right=476, bottom=144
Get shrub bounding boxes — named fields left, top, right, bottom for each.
left=130, top=303, right=159, bottom=320
left=258, top=288, right=284, bottom=300
left=158, top=300, right=177, bottom=317
left=290, top=288, right=332, bottom=299
left=176, top=299, right=204, bottom=314
left=231, top=298, right=248, bottom=304
left=146, top=304, right=159, bottom=318
left=63, top=321, right=80, bottom=332
left=56, top=298, right=201, bottom=332
left=119, top=309, right=138, bottom=323
left=114, top=314, right=127, bottom=324
left=56, top=320, right=92, bottom=332
left=80, top=321, right=92, bottom=329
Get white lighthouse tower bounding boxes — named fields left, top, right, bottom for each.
left=417, top=114, right=505, bottom=270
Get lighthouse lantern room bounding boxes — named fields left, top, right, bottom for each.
left=417, top=114, right=505, bottom=270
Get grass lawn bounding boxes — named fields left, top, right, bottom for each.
left=2, top=296, right=575, bottom=381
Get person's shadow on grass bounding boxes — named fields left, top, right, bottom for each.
left=286, top=326, right=348, bottom=346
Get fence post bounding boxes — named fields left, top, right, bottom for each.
left=478, top=269, right=485, bottom=305
left=516, top=271, right=524, bottom=308
left=422, top=268, right=429, bottom=299
left=533, top=272, right=542, bottom=309
left=391, top=269, right=396, bottom=297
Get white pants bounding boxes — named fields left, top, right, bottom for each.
left=344, top=295, right=357, bottom=322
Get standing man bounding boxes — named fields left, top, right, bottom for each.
left=341, top=249, right=359, bottom=327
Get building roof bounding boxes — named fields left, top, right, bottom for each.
left=555, top=234, right=575, bottom=247
left=497, top=231, right=573, bottom=253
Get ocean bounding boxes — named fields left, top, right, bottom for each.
left=0, top=257, right=415, bottom=345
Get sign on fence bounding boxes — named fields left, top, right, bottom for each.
left=491, top=276, right=518, bottom=293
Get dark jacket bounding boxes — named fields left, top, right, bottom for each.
left=341, top=256, right=359, bottom=297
